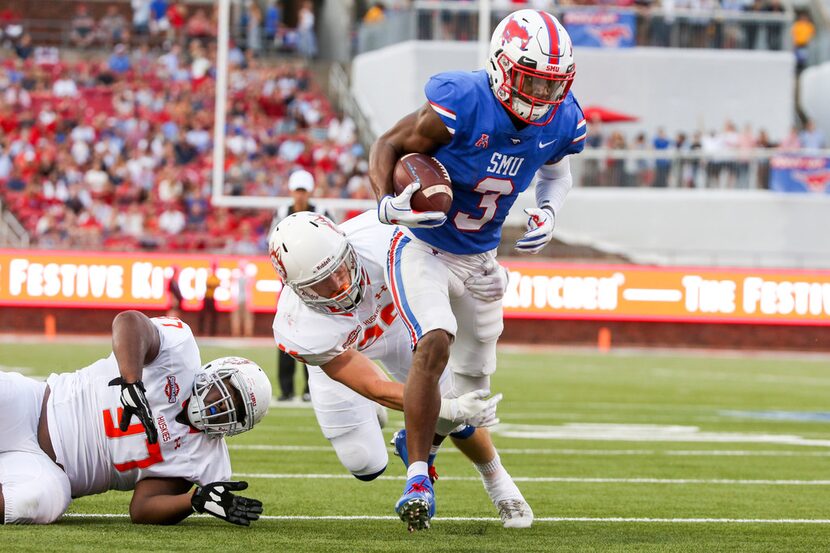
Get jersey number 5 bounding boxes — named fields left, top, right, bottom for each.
left=453, top=177, right=513, bottom=232
left=102, top=408, right=164, bottom=472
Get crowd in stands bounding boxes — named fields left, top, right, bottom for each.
left=0, top=1, right=825, bottom=250
left=0, top=36, right=369, bottom=252
left=1, top=1, right=318, bottom=60
left=371, top=0, right=807, bottom=53
left=581, top=119, right=828, bottom=188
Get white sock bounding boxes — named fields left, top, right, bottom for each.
left=474, top=453, right=508, bottom=482
left=407, top=460, right=429, bottom=481
left=474, top=454, right=523, bottom=503
left=429, top=444, right=441, bottom=457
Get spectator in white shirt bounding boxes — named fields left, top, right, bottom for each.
left=799, top=120, right=827, bottom=150
left=52, top=73, right=79, bottom=98
left=159, top=203, right=187, bottom=235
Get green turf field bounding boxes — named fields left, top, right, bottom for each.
left=2, top=339, right=830, bottom=552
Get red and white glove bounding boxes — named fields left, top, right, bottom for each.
left=377, top=182, right=447, bottom=228
left=515, top=207, right=555, bottom=254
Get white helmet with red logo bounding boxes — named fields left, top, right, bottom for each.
left=267, top=211, right=365, bottom=314
left=188, top=356, right=272, bottom=437
left=486, top=9, right=575, bottom=125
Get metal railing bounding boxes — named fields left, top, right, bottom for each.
left=357, top=1, right=794, bottom=54
left=0, top=200, right=30, bottom=248
left=572, top=148, right=830, bottom=189
left=328, top=62, right=377, bottom=152
left=3, top=9, right=269, bottom=52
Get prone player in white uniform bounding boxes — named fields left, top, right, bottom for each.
left=270, top=211, right=532, bottom=528
left=0, top=310, right=271, bottom=525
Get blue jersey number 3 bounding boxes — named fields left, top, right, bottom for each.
left=453, top=177, right=514, bottom=232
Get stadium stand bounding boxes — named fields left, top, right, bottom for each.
left=0, top=0, right=827, bottom=254
left=0, top=37, right=369, bottom=251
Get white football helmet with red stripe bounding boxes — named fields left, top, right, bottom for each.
left=268, top=212, right=366, bottom=314
left=486, top=9, right=575, bottom=125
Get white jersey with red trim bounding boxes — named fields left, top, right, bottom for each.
left=273, top=211, right=405, bottom=379
left=45, top=317, right=230, bottom=498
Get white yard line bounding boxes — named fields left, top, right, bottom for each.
left=0, top=364, right=47, bottom=380
left=61, top=513, right=830, bottom=524
left=492, top=423, right=830, bottom=447
left=0, top=364, right=34, bottom=374
left=233, top=473, right=830, bottom=486
left=3, top=333, right=828, bottom=362
left=496, top=343, right=830, bottom=362
left=230, top=444, right=830, bottom=457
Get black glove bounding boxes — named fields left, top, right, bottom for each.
left=108, top=377, right=158, bottom=444
left=191, top=481, right=263, bottom=526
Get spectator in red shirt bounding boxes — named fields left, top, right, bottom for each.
left=186, top=8, right=213, bottom=41
left=166, top=0, right=187, bottom=42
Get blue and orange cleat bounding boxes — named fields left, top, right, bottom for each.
left=391, top=429, right=438, bottom=482
left=395, top=475, right=435, bottom=532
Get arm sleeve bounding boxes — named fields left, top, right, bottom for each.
left=535, top=157, right=573, bottom=217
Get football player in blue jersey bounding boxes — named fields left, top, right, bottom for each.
left=368, top=10, right=586, bottom=531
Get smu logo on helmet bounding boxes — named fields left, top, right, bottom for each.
left=164, top=376, right=180, bottom=403
left=502, top=18, right=531, bottom=50
left=792, top=170, right=830, bottom=192
left=589, top=25, right=632, bottom=47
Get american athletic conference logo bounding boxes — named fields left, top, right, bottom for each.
left=164, top=375, right=180, bottom=403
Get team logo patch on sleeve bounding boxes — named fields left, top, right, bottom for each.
left=164, top=375, right=180, bottom=403
left=343, top=326, right=361, bottom=349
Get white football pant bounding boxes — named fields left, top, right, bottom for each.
left=306, top=321, right=458, bottom=479
left=386, top=229, right=503, bottom=383
left=0, top=372, right=71, bottom=524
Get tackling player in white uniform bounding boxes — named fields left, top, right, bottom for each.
left=270, top=211, right=532, bottom=529
left=0, top=311, right=271, bottom=525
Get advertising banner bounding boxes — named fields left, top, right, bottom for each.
left=563, top=10, right=636, bottom=49
left=502, top=262, right=830, bottom=326
left=1, top=251, right=829, bottom=325
left=769, top=155, right=830, bottom=193
left=0, top=250, right=280, bottom=313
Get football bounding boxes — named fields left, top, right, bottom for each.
left=393, top=153, right=453, bottom=213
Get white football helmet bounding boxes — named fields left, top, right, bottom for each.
left=486, top=9, right=575, bottom=125
left=188, top=356, right=272, bottom=437
left=268, top=212, right=365, bottom=314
